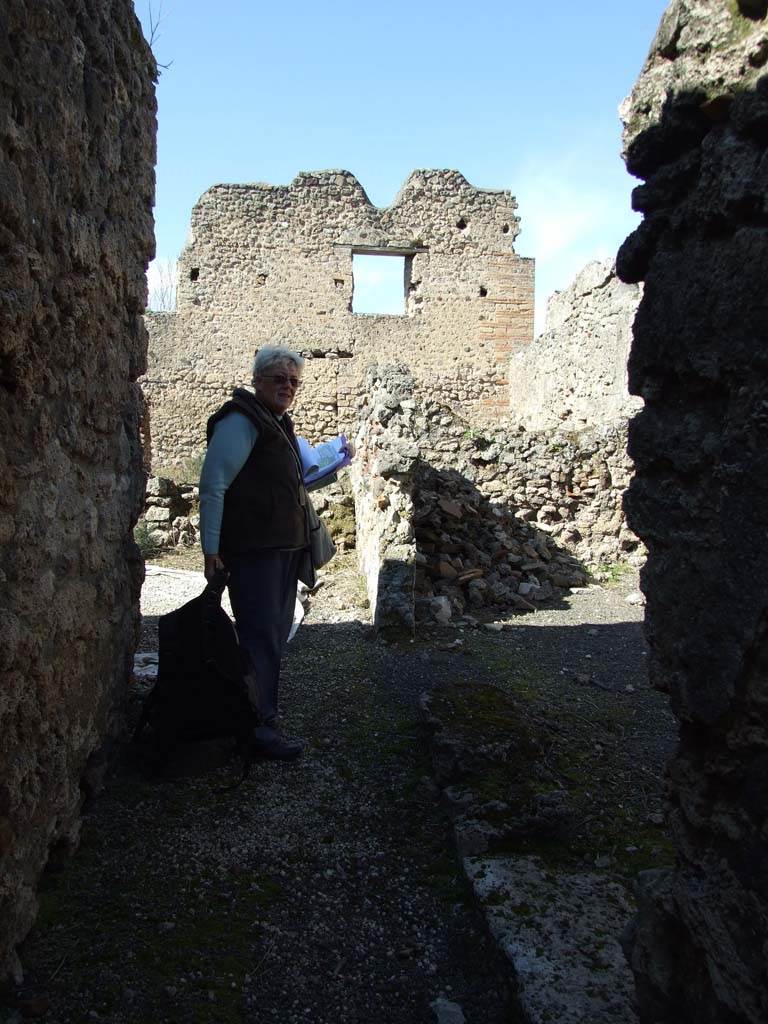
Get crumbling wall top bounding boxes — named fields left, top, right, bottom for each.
left=187, top=168, right=520, bottom=256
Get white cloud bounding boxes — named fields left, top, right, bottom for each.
left=512, top=155, right=641, bottom=335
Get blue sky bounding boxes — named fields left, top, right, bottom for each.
left=136, top=0, right=668, bottom=332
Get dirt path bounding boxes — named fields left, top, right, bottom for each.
left=10, top=553, right=675, bottom=1024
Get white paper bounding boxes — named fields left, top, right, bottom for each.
left=300, top=434, right=351, bottom=487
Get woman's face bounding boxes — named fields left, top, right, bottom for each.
left=253, top=359, right=302, bottom=415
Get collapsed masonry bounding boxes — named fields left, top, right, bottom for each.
left=618, top=2, right=768, bottom=1021
left=351, top=363, right=639, bottom=632
left=0, top=0, right=155, bottom=983
left=143, top=169, right=534, bottom=467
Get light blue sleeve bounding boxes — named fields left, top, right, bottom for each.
left=199, top=412, right=259, bottom=554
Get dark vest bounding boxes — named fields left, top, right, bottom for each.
left=206, top=389, right=308, bottom=556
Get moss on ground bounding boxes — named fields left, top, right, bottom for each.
left=587, top=561, right=633, bottom=586
left=424, top=669, right=672, bottom=881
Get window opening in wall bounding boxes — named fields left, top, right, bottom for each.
left=351, top=254, right=406, bottom=315
left=456, top=217, right=467, bottom=230
left=189, top=267, right=199, bottom=281
left=479, top=285, right=488, bottom=297
left=502, top=223, right=510, bottom=234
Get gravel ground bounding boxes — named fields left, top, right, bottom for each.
left=7, top=552, right=676, bottom=1024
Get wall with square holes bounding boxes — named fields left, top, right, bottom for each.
left=143, top=169, right=534, bottom=466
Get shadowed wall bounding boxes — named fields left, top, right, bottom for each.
left=619, top=1, right=768, bottom=1020
left=0, top=0, right=156, bottom=982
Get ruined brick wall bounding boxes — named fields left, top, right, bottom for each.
left=143, top=169, right=534, bottom=467
left=618, top=2, right=768, bottom=1021
left=508, top=258, right=643, bottom=431
left=0, top=0, right=155, bottom=982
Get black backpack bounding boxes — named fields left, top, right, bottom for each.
left=133, top=571, right=260, bottom=785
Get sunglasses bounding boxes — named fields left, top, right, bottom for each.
left=258, top=374, right=302, bottom=389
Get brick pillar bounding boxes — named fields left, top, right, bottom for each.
left=477, top=254, right=535, bottom=416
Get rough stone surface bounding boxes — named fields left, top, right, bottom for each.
left=618, top=2, right=768, bottom=1021
left=140, top=477, right=197, bottom=549
left=413, top=415, right=640, bottom=578
left=351, top=366, right=420, bottom=634
left=620, top=0, right=768, bottom=163
left=0, top=0, right=155, bottom=983
left=508, top=259, right=643, bottom=431
left=430, top=997, right=466, bottom=1023
left=142, top=169, right=534, bottom=466
left=466, top=856, right=637, bottom=1024
left=138, top=472, right=355, bottom=556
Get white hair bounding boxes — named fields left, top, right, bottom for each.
left=252, top=346, right=304, bottom=382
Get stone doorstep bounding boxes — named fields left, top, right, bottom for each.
left=464, top=854, right=638, bottom=1024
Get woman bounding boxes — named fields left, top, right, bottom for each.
left=199, top=345, right=310, bottom=761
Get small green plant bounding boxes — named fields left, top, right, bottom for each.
left=588, top=561, right=631, bottom=586
left=133, top=519, right=157, bottom=558
left=727, top=1, right=757, bottom=43
left=153, top=452, right=205, bottom=484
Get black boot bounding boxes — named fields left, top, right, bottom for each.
left=251, top=725, right=304, bottom=761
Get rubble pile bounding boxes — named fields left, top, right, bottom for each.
left=142, top=477, right=199, bottom=548
left=308, top=476, right=357, bottom=551
left=413, top=468, right=588, bottom=625
left=418, top=403, right=638, bottom=567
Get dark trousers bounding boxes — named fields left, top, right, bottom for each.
left=225, top=548, right=302, bottom=727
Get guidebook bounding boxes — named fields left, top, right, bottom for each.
left=297, top=435, right=352, bottom=490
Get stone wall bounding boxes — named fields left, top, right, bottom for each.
left=0, top=1, right=155, bottom=983
left=508, top=259, right=643, bottom=431
left=420, top=418, right=638, bottom=567
left=617, top=2, right=768, bottom=1021
left=143, top=169, right=534, bottom=467
left=142, top=477, right=199, bottom=549
left=351, top=367, right=419, bottom=633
